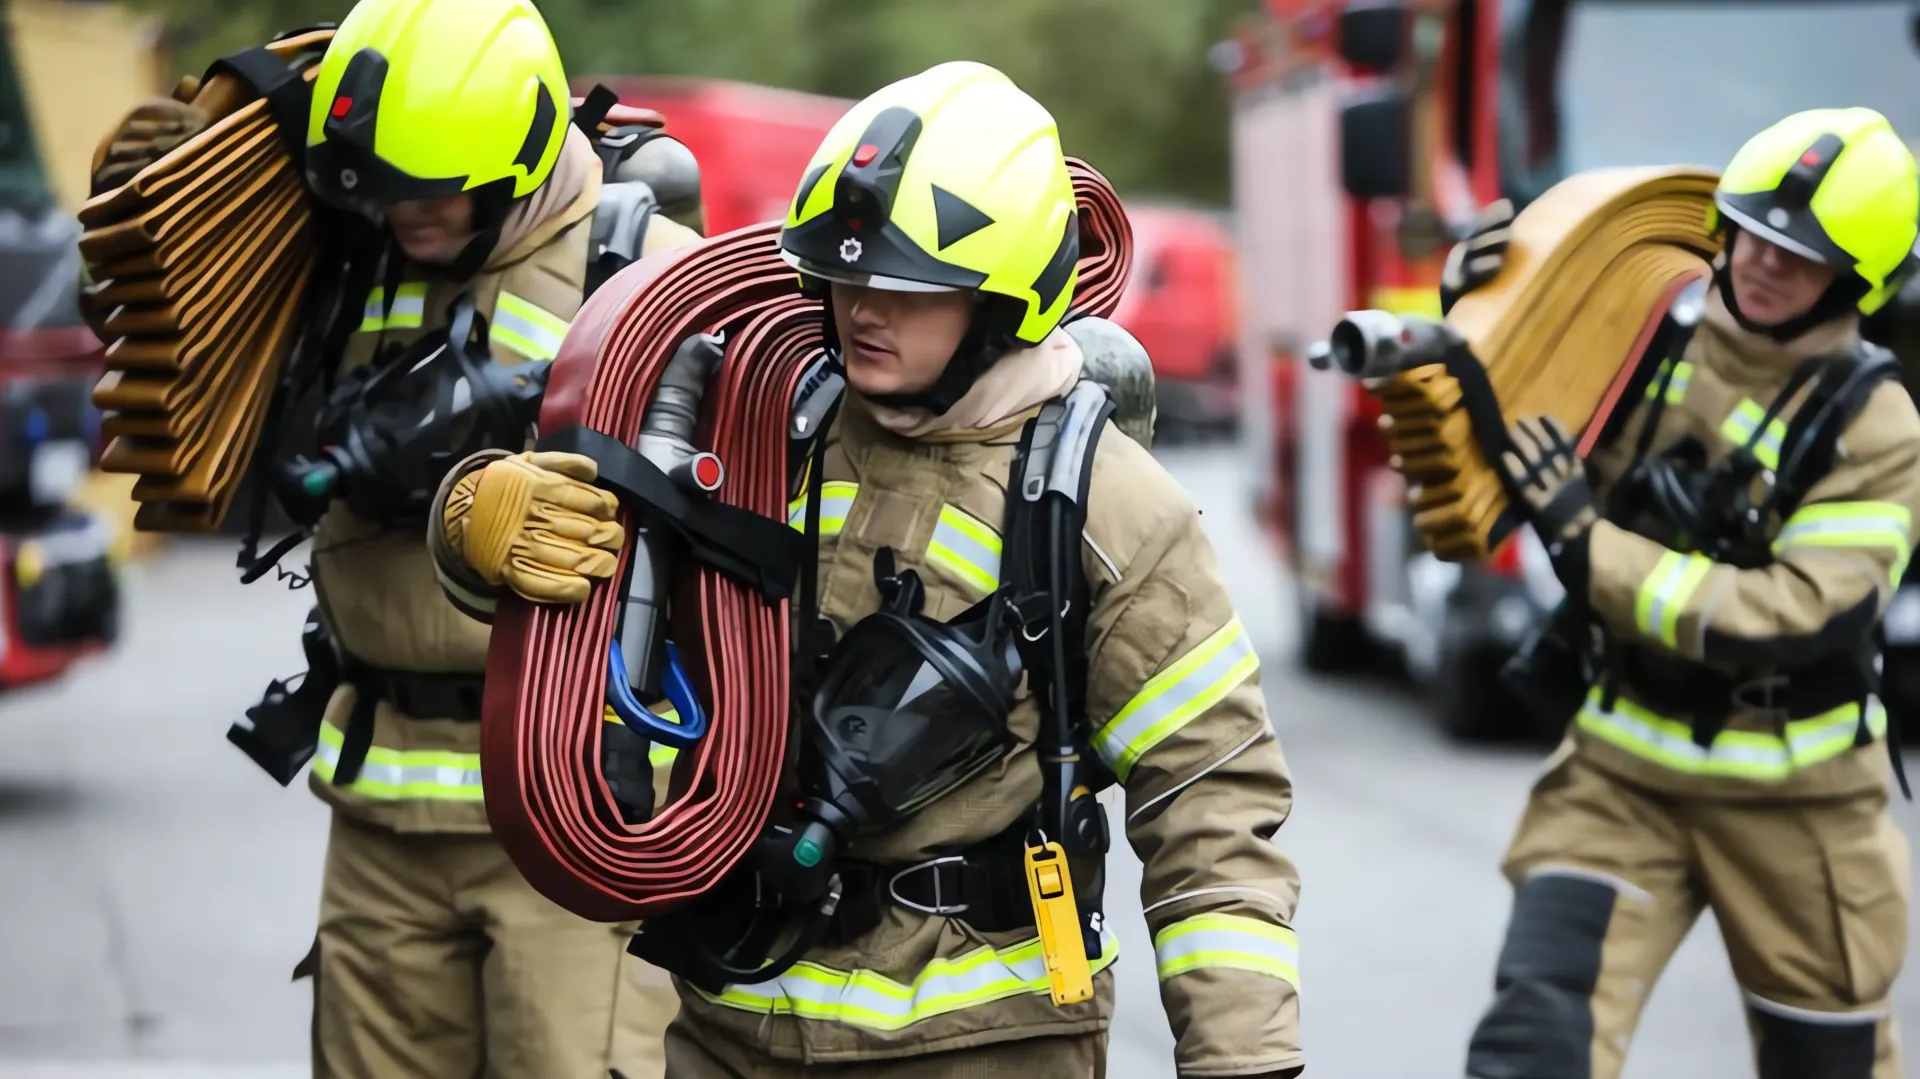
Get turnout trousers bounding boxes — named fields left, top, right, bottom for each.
left=1465, top=752, right=1908, bottom=1079
left=300, top=811, right=680, bottom=1078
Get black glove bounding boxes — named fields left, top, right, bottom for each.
left=1439, top=198, right=1514, bottom=316
left=1499, top=415, right=1596, bottom=597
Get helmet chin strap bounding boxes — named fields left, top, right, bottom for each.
left=1715, top=229, right=1865, bottom=343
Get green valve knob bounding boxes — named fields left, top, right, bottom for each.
left=793, top=838, right=823, bottom=867
left=302, top=470, right=332, bottom=497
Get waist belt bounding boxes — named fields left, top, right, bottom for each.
left=328, top=659, right=485, bottom=787
left=1614, top=645, right=1868, bottom=730
left=830, top=823, right=1105, bottom=946
left=482, top=161, right=1137, bottom=924
left=1374, top=166, right=1721, bottom=561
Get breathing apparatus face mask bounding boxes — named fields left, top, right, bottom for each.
left=804, top=548, right=1026, bottom=835
left=277, top=293, right=549, bottom=525
left=756, top=547, right=1027, bottom=892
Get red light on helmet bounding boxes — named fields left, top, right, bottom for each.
left=1800, top=149, right=1821, bottom=166
left=331, top=96, right=353, bottom=119
left=852, top=143, right=880, bottom=167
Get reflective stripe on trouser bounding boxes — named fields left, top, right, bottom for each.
left=312, top=717, right=484, bottom=801
left=1721, top=398, right=1787, bottom=470
left=693, top=925, right=1119, bottom=1030
left=787, top=481, right=858, bottom=536
left=926, top=504, right=1001, bottom=593
left=1154, top=912, right=1298, bottom=987
left=357, top=281, right=428, bottom=332
left=1634, top=550, right=1713, bottom=647
left=1093, top=616, right=1259, bottom=781
left=1575, top=687, right=1887, bottom=780
left=491, top=291, right=572, bottom=362
left=1773, top=501, right=1913, bottom=581
left=1643, top=359, right=1693, bottom=405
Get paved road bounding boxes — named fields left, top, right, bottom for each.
left=1, top=447, right=1916, bottom=1078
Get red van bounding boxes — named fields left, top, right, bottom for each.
left=586, top=76, right=854, bottom=237
left=1109, top=203, right=1240, bottom=439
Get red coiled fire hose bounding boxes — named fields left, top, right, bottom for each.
left=484, top=160, right=1135, bottom=922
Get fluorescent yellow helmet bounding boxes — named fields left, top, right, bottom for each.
left=780, top=61, right=1079, bottom=348
left=305, top=0, right=569, bottom=215
left=1713, top=107, right=1920, bottom=316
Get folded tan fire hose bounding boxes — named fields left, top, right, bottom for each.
left=1372, top=165, right=1722, bottom=562
left=78, top=30, right=332, bottom=533
left=485, top=160, right=1134, bottom=922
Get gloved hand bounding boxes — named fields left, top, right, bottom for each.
left=1439, top=198, right=1514, bottom=316
left=90, top=78, right=210, bottom=195
left=1499, top=415, right=1597, bottom=597
left=443, top=451, right=625, bottom=604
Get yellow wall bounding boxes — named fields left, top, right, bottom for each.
left=7, top=0, right=167, bottom=210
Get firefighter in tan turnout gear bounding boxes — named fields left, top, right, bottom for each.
left=432, top=62, right=1304, bottom=1078
left=91, top=0, right=702, bottom=1074
left=1453, top=108, right=1919, bottom=1079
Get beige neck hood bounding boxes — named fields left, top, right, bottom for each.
left=856, top=326, right=1084, bottom=441
left=486, top=126, right=600, bottom=271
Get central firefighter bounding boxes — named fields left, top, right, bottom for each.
left=92, top=0, right=701, bottom=1074
left=1447, top=109, right=1919, bottom=1079
left=429, top=62, right=1306, bottom=1077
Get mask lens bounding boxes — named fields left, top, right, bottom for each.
left=809, top=616, right=1015, bottom=827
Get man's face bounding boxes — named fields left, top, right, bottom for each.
left=387, top=193, right=476, bottom=264
left=830, top=282, right=973, bottom=398
left=1728, top=228, right=1840, bottom=327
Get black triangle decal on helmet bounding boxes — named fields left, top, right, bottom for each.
left=1031, top=212, right=1080, bottom=315
left=932, top=185, right=994, bottom=250
left=512, top=83, right=559, bottom=175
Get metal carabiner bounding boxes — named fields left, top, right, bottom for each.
left=605, top=638, right=709, bottom=748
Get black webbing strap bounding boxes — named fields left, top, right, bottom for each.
left=573, top=84, right=618, bottom=138
left=201, top=45, right=316, bottom=166
left=537, top=425, right=806, bottom=603
left=1439, top=342, right=1528, bottom=551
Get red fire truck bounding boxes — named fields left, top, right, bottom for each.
left=0, top=17, right=122, bottom=691
left=1222, top=0, right=1920, bottom=738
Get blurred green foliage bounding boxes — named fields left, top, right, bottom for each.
left=129, top=0, right=1252, bottom=202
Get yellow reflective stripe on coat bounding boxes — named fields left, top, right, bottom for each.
left=491, top=291, right=572, bottom=361
left=787, top=480, right=859, bottom=536
left=695, top=925, right=1118, bottom=1030
left=926, top=505, right=1002, bottom=593
left=1576, top=687, right=1887, bottom=780
left=1774, top=501, right=1912, bottom=580
left=357, top=281, right=429, bottom=333
left=1643, top=359, right=1693, bottom=405
left=1094, top=617, right=1259, bottom=781
left=603, top=704, right=681, bottom=769
left=1154, top=912, right=1299, bottom=987
left=311, top=718, right=484, bottom=801
left=1720, top=398, right=1787, bottom=470
left=1634, top=550, right=1714, bottom=647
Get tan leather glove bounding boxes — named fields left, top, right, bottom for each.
left=443, top=451, right=625, bottom=604
left=90, top=79, right=210, bottom=196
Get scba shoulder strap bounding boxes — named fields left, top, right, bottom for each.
left=574, top=84, right=683, bottom=296
left=1006, top=380, right=1112, bottom=735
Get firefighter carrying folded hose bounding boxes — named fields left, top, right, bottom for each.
left=429, top=61, right=1305, bottom=1077
left=87, top=0, right=706, bottom=1074
left=1446, top=108, right=1920, bottom=1079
